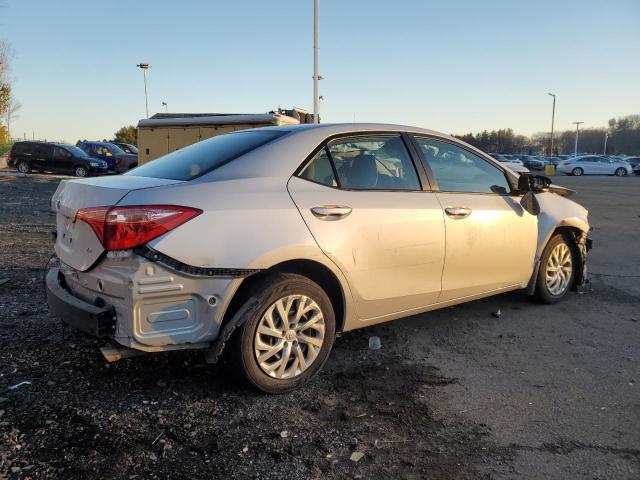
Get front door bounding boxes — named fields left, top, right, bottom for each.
left=53, top=146, right=73, bottom=172
left=411, top=136, right=537, bottom=301
left=288, top=134, right=446, bottom=320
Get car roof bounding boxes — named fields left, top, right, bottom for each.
left=248, top=122, right=454, bottom=139
left=81, top=141, right=115, bottom=146
left=203, top=122, right=496, bottom=183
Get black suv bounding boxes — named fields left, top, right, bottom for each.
left=8, top=142, right=108, bottom=177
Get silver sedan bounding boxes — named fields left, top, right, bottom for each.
left=46, top=124, right=592, bottom=392
left=556, top=155, right=632, bottom=176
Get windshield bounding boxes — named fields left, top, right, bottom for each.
left=127, top=130, right=288, bottom=181
left=65, top=145, right=91, bottom=158
left=106, top=144, right=126, bottom=155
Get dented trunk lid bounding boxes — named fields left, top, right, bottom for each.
left=52, top=175, right=184, bottom=271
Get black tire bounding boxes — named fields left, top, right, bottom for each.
left=16, top=160, right=31, bottom=174
left=73, top=165, right=88, bottom=177
left=535, top=234, right=575, bottom=304
left=571, top=167, right=583, bottom=176
left=614, top=168, right=627, bottom=177
left=230, top=273, right=336, bottom=394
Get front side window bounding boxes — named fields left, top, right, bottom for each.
left=413, top=137, right=510, bottom=194
left=325, top=135, right=420, bottom=190
left=54, top=147, right=71, bottom=160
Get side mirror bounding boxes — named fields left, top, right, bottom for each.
left=520, top=191, right=540, bottom=216
left=513, top=173, right=542, bottom=216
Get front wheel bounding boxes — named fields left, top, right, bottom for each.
left=571, top=167, right=583, bottom=176
left=535, top=234, right=575, bottom=304
left=73, top=165, right=88, bottom=177
left=231, top=273, right=336, bottom=393
left=614, top=168, right=627, bottom=177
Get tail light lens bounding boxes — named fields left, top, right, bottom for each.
left=115, top=157, right=122, bottom=165
left=76, top=205, right=202, bottom=251
left=7, top=150, right=12, bottom=160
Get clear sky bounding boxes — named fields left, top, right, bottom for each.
left=2, top=0, right=639, bottom=142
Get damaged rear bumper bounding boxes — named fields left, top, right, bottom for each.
left=46, top=268, right=115, bottom=337
left=45, top=253, right=245, bottom=354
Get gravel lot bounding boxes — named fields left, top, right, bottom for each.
left=0, top=171, right=639, bottom=479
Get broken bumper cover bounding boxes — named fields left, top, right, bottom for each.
left=46, top=267, right=115, bottom=337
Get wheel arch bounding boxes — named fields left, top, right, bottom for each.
left=221, top=258, right=348, bottom=334
left=526, top=221, right=590, bottom=295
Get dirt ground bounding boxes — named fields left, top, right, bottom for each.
left=0, top=171, right=639, bottom=479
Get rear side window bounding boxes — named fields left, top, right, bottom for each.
left=128, top=130, right=287, bottom=181
left=12, top=143, right=30, bottom=154
left=297, top=134, right=421, bottom=191
left=298, top=149, right=337, bottom=187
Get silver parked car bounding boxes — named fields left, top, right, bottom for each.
left=556, top=155, right=632, bottom=176
left=46, top=124, right=592, bottom=393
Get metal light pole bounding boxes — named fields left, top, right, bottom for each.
left=136, top=63, right=150, bottom=118
left=547, top=93, right=556, bottom=156
left=313, top=0, right=320, bottom=123
left=162, top=101, right=168, bottom=113
left=572, top=121, right=583, bottom=157
left=603, top=133, right=608, bottom=155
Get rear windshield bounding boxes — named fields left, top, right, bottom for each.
left=127, top=130, right=287, bottom=181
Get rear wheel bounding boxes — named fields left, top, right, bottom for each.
left=615, top=167, right=627, bottom=177
left=571, top=167, right=583, bottom=176
left=16, top=160, right=31, bottom=174
left=231, top=273, right=336, bottom=393
left=73, top=165, right=88, bottom=177
left=535, top=234, right=575, bottom=304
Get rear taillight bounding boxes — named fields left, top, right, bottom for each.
left=76, top=205, right=202, bottom=251
left=7, top=150, right=12, bottom=160
left=115, top=157, right=122, bottom=165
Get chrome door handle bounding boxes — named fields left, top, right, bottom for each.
left=311, top=205, right=352, bottom=221
left=444, top=207, right=472, bottom=219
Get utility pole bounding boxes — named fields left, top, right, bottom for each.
left=313, top=0, right=320, bottom=123
left=572, top=121, right=583, bottom=157
left=162, top=101, right=168, bottom=113
left=603, top=133, right=608, bottom=155
left=136, top=63, right=150, bottom=119
left=547, top=93, right=556, bottom=156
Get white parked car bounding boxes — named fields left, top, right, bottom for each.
left=489, top=154, right=530, bottom=174
left=556, top=155, right=632, bottom=176
left=46, top=124, right=591, bottom=393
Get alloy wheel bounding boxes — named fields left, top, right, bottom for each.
left=17, top=162, right=29, bottom=174
left=615, top=168, right=626, bottom=177
left=75, top=167, right=87, bottom=177
left=254, top=294, right=325, bottom=379
left=545, top=242, right=573, bottom=296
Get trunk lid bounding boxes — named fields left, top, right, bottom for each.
left=52, top=175, right=184, bottom=271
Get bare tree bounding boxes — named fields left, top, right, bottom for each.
left=0, top=40, right=13, bottom=118
left=5, top=96, right=20, bottom=141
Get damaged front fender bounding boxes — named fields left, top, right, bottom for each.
left=572, top=230, right=592, bottom=293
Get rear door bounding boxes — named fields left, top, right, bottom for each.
left=31, top=144, right=53, bottom=171
left=410, top=135, right=537, bottom=301
left=288, top=133, right=446, bottom=321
